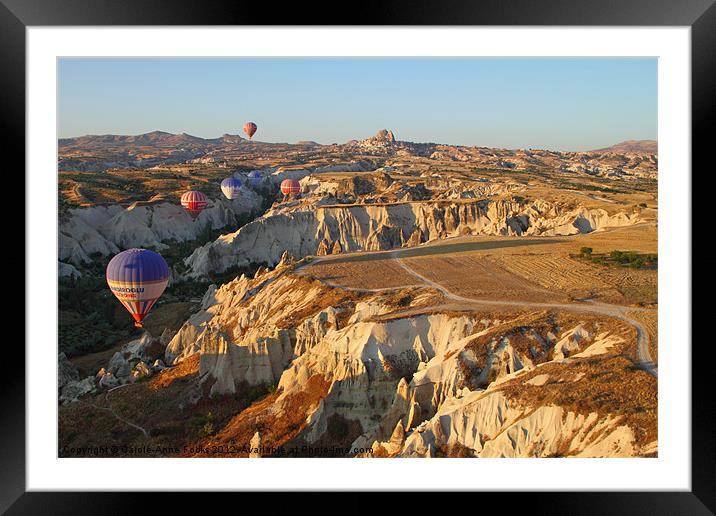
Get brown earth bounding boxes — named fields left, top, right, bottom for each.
left=58, top=355, right=272, bottom=457
left=68, top=302, right=194, bottom=377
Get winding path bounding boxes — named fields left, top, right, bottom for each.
left=393, top=252, right=657, bottom=377
left=298, top=246, right=658, bottom=378
left=83, top=384, right=150, bottom=438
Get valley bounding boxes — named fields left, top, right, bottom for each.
left=58, top=129, right=658, bottom=458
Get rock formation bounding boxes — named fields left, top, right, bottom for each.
left=59, top=190, right=262, bottom=266
left=183, top=197, right=643, bottom=278
left=157, top=264, right=655, bottom=457
left=58, top=353, right=80, bottom=390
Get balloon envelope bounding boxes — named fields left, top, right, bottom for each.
left=181, top=190, right=207, bottom=217
left=106, top=248, right=170, bottom=325
left=247, top=170, right=262, bottom=188
left=243, top=122, right=257, bottom=139
left=220, top=177, right=242, bottom=200
left=280, top=179, right=301, bottom=195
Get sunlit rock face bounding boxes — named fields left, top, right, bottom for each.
left=184, top=197, right=642, bottom=279
left=59, top=190, right=263, bottom=266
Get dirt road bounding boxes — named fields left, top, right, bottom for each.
left=298, top=243, right=658, bottom=378
left=82, top=384, right=149, bottom=438
left=393, top=252, right=657, bottom=377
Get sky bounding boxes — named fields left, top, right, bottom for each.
left=58, top=57, right=657, bottom=151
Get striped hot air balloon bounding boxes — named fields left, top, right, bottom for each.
left=243, top=122, right=257, bottom=139
left=220, top=177, right=242, bottom=200
left=280, top=178, right=301, bottom=196
left=180, top=190, right=207, bottom=218
left=247, top=170, right=262, bottom=188
left=106, top=249, right=170, bottom=327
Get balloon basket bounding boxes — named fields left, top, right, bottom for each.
left=134, top=322, right=143, bottom=329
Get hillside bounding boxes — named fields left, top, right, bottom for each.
left=592, top=140, right=658, bottom=154
left=57, top=128, right=658, bottom=459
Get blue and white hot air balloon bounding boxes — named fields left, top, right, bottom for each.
left=220, top=177, right=243, bottom=200
left=247, top=170, right=262, bottom=188
left=106, top=249, right=170, bottom=327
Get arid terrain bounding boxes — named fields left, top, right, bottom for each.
left=58, top=129, right=658, bottom=458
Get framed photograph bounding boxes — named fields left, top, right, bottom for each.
left=7, top=0, right=710, bottom=511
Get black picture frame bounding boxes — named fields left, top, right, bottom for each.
left=4, top=0, right=709, bottom=512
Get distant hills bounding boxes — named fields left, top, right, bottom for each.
left=60, top=130, right=658, bottom=156
left=58, top=130, right=246, bottom=149
left=591, top=140, right=657, bottom=154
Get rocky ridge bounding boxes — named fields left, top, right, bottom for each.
left=59, top=188, right=263, bottom=267
left=335, top=130, right=657, bottom=180
left=141, top=261, right=655, bottom=458
left=183, top=196, right=645, bottom=279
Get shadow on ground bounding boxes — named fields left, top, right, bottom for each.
left=311, top=238, right=567, bottom=266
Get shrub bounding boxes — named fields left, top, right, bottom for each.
left=199, top=421, right=214, bottom=437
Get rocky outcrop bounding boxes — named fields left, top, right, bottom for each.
left=184, top=197, right=643, bottom=278
left=58, top=190, right=262, bottom=266
left=60, top=377, right=96, bottom=404
left=335, top=131, right=656, bottom=178
left=158, top=266, right=650, bottom=457
left=98, top=370, right=119, bottom=389
left=58, top=353, right=80, bottom=390
left=77, top=333, right=170, bottom=394
left=374, top=129, right=396, bottom=144
left=395, top=391, right=636, bottom=458
left=316, top=239, right=331, bottom=256
left=163, top=269, right=349, bottom=397
left=58, top=262, right=82, bottom=278
left=249, top=432, right=262, bottom=458
left=93, top=333, right=167, bottom=386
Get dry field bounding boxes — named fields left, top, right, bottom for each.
left=302, top=224, right=657, bottom=308
left=489, top=253, right=657, bottom=305
left=486, top=226, right=658, bottom=305
left=489, top=254, right=620, bottom=301
left=434, top=224, right=658, bottom=305
left=399, top=252, right=560, bottom=303
left=301, top=255, right=420, bottom=290
left=563, top=223, right=657, bottom=254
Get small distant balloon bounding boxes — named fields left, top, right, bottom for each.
left=220, top=177, right=242, bottom=200
left=180, top=190, right=207, bottom=218
left=247, top=170, right=262, bottom=188
left=106, top=248, right=170, bottom=327
left=243, top=122, right=257, bottom=140
left=280, top=178, right=301, bottom=196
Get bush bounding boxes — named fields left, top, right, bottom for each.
left=199, top=421, right=214, bottom=437
left=629, top=257, right=645, bottom=269
left=580, top=247, right=593, bottom=256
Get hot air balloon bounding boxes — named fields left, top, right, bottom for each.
left=280, top=178, right=301, bottom=196
left=243, top=122, right=257, bottom=140
left=247, top=170, right=262, bottom=188
left=180, top=190, right=207, bottom=218
left=220, top=177, right=242, bottom=200
left=106, top=248, right=170, bottom=328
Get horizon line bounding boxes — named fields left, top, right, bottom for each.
left=57, top=129, right=658, bottom=153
